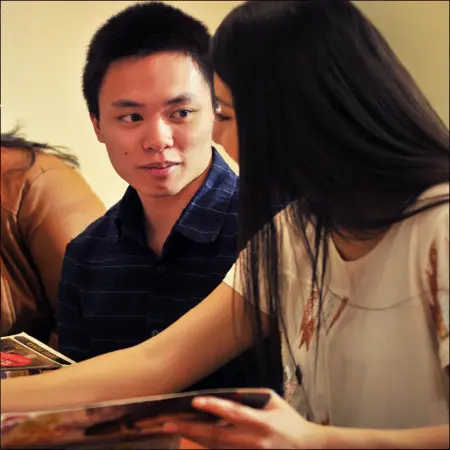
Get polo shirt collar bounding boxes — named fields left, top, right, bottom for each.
left=175, top=148, right=237, bottom=243
left=115, top=147, right=237, bottom=245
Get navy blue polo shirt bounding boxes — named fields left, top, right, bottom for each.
left=56, top=148, right=279, bottom=391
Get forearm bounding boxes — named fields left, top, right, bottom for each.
left=2, top=284, right=255, bottom=414
left=1, top=344, right=175, bottom=413
left=321, top=424, right=449, bottom=449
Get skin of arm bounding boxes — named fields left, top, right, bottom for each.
left=1, top=283, right=266, bottom=413
left=319, top=424, right=449, bottom=449
left=158, top=389, right=449, bottom=449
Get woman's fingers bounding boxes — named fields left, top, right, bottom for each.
left=190, top=396, right=269, bottom=429
left=264, top=390, right=294, bottom=411
left=162, top=420, right=268, bottom=449
left=161, top=393, right=302, bottom=450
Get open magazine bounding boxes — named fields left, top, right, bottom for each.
left=1, top=332, right=74, bottom=378
left=1, top=388, right=271, bottom=449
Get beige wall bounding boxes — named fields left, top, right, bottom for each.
left=1, top=1, right=448, bottom=207
left=356, top=1, right=449, bottom=128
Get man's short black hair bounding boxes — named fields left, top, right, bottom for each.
left=82, top=1, right=213, bottom=119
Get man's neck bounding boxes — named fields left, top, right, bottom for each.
left=138, top=160, right=212, bottom=255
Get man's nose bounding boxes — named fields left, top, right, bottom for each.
left=142, top=118, right=173, bottom=153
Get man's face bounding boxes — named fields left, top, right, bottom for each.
left=91, top=52, right=214, bottom=198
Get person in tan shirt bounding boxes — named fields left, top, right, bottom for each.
left=1, top=128, right=105, bottom=345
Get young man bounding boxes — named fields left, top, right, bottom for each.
left=57, top=2, right=280, bottom=392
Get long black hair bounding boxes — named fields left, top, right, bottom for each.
left=212, top=0, right=449, bottom=390
left=1, top=126, right=79, bottom=170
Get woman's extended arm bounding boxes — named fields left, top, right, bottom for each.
left=2, top=282, right=267, bottom=413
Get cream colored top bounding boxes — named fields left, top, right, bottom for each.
left=224, top=183, right=449, bottom=429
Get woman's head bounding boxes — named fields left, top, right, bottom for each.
left=212, top=0, right=449, bottom=240
left=212, top=0, right=449, bottom=388
left=213, top=73, right=238, bottom=163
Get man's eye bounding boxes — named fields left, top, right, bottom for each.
left=119, top=113, right=143, bottom=123
left=172, top=109, right=193, bottom=119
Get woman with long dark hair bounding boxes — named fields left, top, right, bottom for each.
left=2, top=2, right=448, bottom=448
left=1, top=128, right=105, bottom=345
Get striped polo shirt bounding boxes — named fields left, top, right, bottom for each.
left=56, top=148, right=282, bottom=391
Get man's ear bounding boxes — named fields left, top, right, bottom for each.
left=90, top=114, right=105, bottom=144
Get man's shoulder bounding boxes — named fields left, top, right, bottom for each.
left=203, top=161, right=239, bottom=228
left=65, top=201, right=121, bottom=254
left=207, top=148, right=240, bottom=214
left=226, top=183, right=239, bottom=214
left=215, top=184, right=239, bottom=236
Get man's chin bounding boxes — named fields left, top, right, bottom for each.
left=135, top=184, right=181, bottom=199
left=147, top=191, right=178, bottom=199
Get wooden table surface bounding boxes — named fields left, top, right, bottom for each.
left=180, top=438, right=206, bottom=449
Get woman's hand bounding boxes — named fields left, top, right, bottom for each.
left=162, top=390, right=326, bottom=449
left=163, top=392, right=450, bottom=450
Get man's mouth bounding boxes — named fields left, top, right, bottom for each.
left=141, top=162, right=180, bottom=169
left=140, top=161, right=180, bottom=177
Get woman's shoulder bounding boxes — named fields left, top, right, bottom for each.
left=399, top=183, right=449, bottom=270
left=30, top=150, right=76, bottom=175
left=412, top=183, right=449, bottom=233
left=1, top=147, right=84, bottom=214
left=417, top=182, right=449, bottom=202
left=1, top=147, right=75, bottom=179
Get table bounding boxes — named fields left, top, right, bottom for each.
left=180, top=438, right=206, bottom=449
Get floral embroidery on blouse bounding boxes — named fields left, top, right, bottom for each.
left=326, top=296, right=349, bottom=334
left=427, top=243, right=449, bottom=340
left=299, top=287, right=318, bottom=351
left=299, top=286, right=349, bottom=350
left=283, top=364, right=298, bottom=403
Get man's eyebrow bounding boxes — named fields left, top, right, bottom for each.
left=164, top=93, right=196, bottom=106
left=111, top=99, right=145, bottom=108
left=111, top=94, right=196, bottom=109
left=216, top=96, right=233, bottom=108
